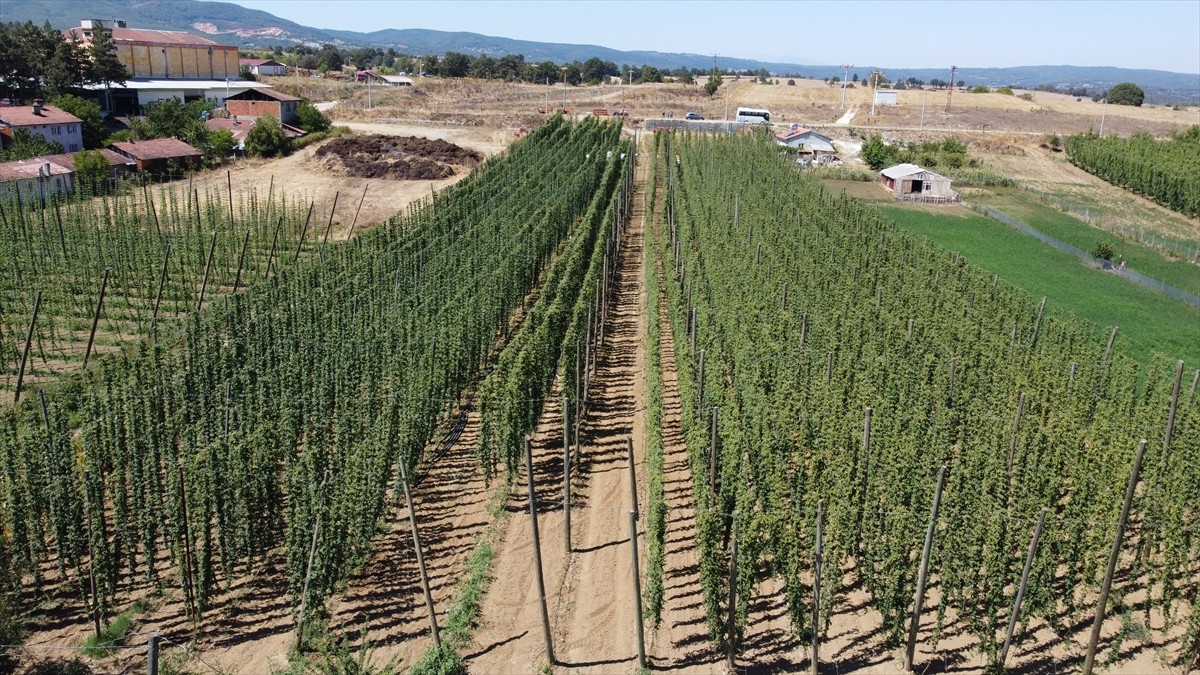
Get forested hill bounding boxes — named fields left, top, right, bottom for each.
left=6, top=0, right=1198, bottom=102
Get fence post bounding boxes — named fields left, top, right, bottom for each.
left=629, top=510, right=647, bottom=671
left=811, top=499, right=825, bottom=675
left=1001, top=507, right=1047, bottom=668
left=147, top=632, right=160, bottom=675
left=1082, top=440, right=1147, bottom=675
left=904, top=464, right=947, bottom=672
left=525, top=438, right=555, bottom=665
left=398, top=460, right=440, bottom=648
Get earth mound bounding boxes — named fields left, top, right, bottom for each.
left=314, top=134, right=483, bottom=180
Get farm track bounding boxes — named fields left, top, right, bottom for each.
left=468, top=151, right=649, bottom=673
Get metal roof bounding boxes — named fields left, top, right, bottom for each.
left=226, top=88, right=301, bottom=102
left=880, top=163, right=926, bottom=179
left=110, top=138, right=202, bottom=161
left=65, top=26, right=232, bottom=48
left=80, top=79, right=274, bottom=91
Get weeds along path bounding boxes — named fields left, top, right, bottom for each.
left=469, top=154, right=648, bottom=673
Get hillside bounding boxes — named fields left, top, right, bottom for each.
left=6, top=0, right=1199, bottom=102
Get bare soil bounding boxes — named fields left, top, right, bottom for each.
left=314, top=134, right=482, bottom=181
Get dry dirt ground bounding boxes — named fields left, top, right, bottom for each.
left=176, top=120, right=514, bottom=239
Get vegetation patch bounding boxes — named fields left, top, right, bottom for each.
left=882, top=206, right=1200, bottom=365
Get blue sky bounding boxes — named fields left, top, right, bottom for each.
left=215, top=0, right=1200, bottom=73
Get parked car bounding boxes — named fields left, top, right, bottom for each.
left=685, top=112, right=704, bottom=120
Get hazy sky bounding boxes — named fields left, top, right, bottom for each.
left=214, top=0, right=1200, bottom=74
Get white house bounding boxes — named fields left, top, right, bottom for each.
left=0, top=101, right=85, bottom=154
left=880, top=163, right=957, bottom=201
left=775, top=125, right=835, bottom=153
left=240, top=58, right=289, bottom=77
left=0, top=157, right=74, bottom=199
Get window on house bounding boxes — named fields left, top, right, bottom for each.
left=69, top=125, right=77, bottom=133
left=52, top=126, right=61, bottom=135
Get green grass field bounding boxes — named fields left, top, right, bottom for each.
left=881, top=206, right=1200, bottom=366
left=968, top=189, right=1200, bottom=296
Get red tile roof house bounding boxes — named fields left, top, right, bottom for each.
left=0, top=101, right=85, bottom=153
left=109, top=138, right=202, bottom=173
left=224, top=87, right=302, bottom=125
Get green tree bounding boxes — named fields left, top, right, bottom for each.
left=44, top=32, right=87, bottom=97
left=469, top=55, right=496, bottom=79
left=704, top=70, right=722, bottom=97
left=85, top=23, right=128, bottom=88
left=296, top=100, right=331, bottom=133
left=0, top=128, right=64, bottom=161
left=1106, top=82, right=1145, bottom=106
left=860, top=134, right=892, bottom=171
left=317, top=45, right=343, bottom=73
left=52, top=93, right=108, bottom=148
left=239, top=65, right=257, bottom=81
left=441, top=52, right=471, bottom=78
left=73, top=149, right=111, bottom=194
left=245, top=115, right=289, bottom=157
left=678, top=70, right=696, bottom=85
left=637, top=65, right=663, bottom=84
left=206, top=129, right=237, bottom=164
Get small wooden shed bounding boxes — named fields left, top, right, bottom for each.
left=880, top=163, right=957, bottom=201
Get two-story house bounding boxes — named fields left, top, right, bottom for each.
left=0, top=101, right=85, bottom=153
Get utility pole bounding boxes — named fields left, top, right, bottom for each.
left=920, top=90, right=927, bottom=128
left=870, top=71, right=880, bottom=116
left=840, top=63, right=853, bottom=109
left=945, top=65, right=958, bottom=112
left=1099, top=96, right=1108, bottom=137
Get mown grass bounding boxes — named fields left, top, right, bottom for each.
left=969, top=188, right=1200, bottom=295
left=881, top=207, right=1200, bottom=366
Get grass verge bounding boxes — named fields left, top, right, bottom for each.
left=409, top=474, right=514, bottom=675
left=969, top=188, right=1200, bottom=295
left=881, top=206, right=1200, bottom=366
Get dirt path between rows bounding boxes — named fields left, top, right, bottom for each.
left=469, top=156, right=648, bottom=673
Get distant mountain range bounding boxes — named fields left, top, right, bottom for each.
left=8, top=0, right=1199, bottom=103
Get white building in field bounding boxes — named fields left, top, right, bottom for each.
left=873, top=89, right=898, bottom=106
left=880, top=163, right=957, bottom=202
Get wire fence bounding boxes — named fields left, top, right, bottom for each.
left=1017, top=184, right=1200, bottom=263
left=968, top=204, right=1200, bottom=309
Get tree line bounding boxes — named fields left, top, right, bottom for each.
left=0, top=21, right=126, bottom=102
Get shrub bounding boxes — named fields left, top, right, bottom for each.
left=1107, top=82, right=1145, bottom=106
left=1092, top=240, right=1117, bottom=261
left=787, top=79, right=796, bottom=86
left=245, top=115, right=290, bottom=157
left=73, top=149, right=111, bottom=194
left=996, top=86, right=1014, bottom=95
left=969, top=85, right=990, bottom=94
left=297, top=100, right=332, bottom=133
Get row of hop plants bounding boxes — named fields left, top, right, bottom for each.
left=652, top=128, right=1198, bottom=668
